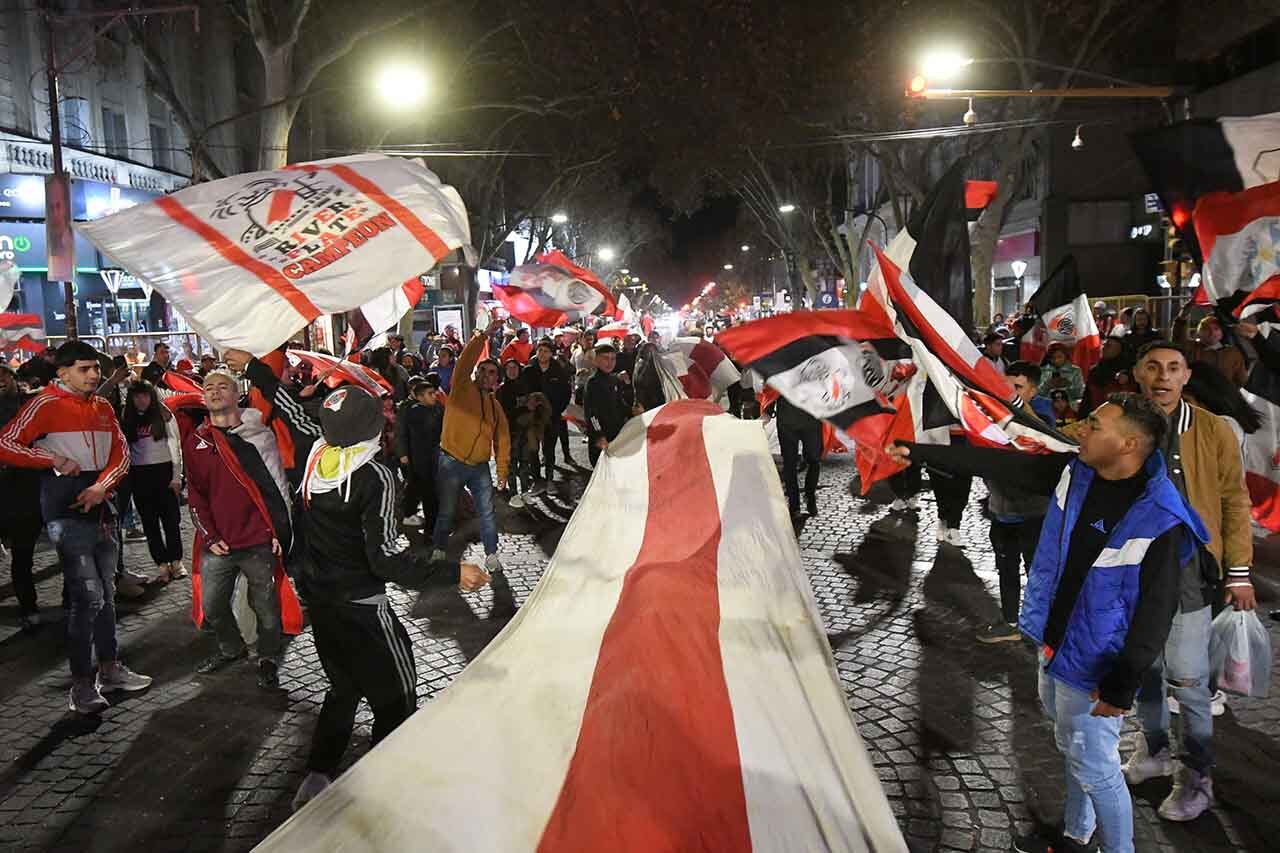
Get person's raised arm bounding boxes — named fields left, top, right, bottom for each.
left=891, top=442, right=1072, bottom=496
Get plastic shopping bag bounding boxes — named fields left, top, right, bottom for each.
left=1209, top=608, right=1272, bottom=698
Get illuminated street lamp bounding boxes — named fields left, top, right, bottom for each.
left=550, top=212, right=568, bottom=224
left=778, top=203, right=796, bottom=214
left=920, top=50, right=974, bottom=81
left=597, top=246, right=616, bottom=262
left=723, top=263, right=733, bottom=271
left=740, top=244, right=750, bottom=252
left=375, top=63, right=429, bottom=108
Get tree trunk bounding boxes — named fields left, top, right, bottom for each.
left=970, top=132, right=1033, bottom=329
left=257, top=45, right=296, bottom=170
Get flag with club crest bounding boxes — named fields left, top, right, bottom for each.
left=495, top=251, right=619, bottom=327
left=285, top=349, right=392, bottom=397
left=1018, top=255, right=1102, bottom=373
left=858, top=246, right=1077, bottom=492
left=254, top=399, right=907, bottom=853
left=76, top=155, right=470, bottom=357
left=1193, top=179, right=1280, bottom=319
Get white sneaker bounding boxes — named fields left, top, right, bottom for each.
left=509, top=494, right=527, bottom=509
left=292, top=771, right=331, bottom=812
left=935, top=522, right=950, bottom=543
left=890, top=498, right=918, bottom=512
left=402, top=514, right=424, bottom=528
left=1158, top=764, right=1213, bottom=822
left=1167, top=690, right=1227, bottom=717
left=485, top=553, right=504, bottom=574
left=1123, top=737, right=1174, bottom=785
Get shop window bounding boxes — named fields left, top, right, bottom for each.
left=101, top=106, right=128, bottom=158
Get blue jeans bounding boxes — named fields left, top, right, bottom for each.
left=431, top=453, right=497, bottom=555
left=1038, top=655, right=1133, bottom=853
left=47, top=518, right=119, bottom=678
left=1136, top=605, right=1213, bottom=773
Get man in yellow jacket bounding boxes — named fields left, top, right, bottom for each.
left=430, top=320, right=511, bottom=573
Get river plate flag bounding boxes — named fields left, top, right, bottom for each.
left=342, top=278, right=427, bottom=354
left=1192, top=180, right=1280, bottom=318
left=495, top=250, right=619, bottom=327
left=1019, top=255, right=1102, bottom=372
left=284, top=349, right=393, bottom=397
left=716, top=309, right=903, bottom=440
left=75, top=155, right=470, bottom=357
left=254, top=400, right=908, bottom=853
left=1132, top=111, right=1280, bottom=261
left=868, top=246, right=1076, bottom=468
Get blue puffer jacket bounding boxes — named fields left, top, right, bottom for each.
left=1019, top=451, right=1208, bottom=694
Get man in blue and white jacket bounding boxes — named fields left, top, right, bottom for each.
left=892, top=393, right=1208, bottom=853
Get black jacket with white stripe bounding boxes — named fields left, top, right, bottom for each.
left=297, top=459, right=461, bottom=605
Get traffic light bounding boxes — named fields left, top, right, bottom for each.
left=907, top=75, right=928, bottom=98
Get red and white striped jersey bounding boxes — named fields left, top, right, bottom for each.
left=0, top=382, right=129, bottom=490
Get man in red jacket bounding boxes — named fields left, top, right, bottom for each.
left=0, top=341, right=152, bottom=714
left=185, top=368, right=295, bottom=688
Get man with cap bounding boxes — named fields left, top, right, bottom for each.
left=583, top=342, right=636, bottom=467
left=291, top=384, right=490, bottom=811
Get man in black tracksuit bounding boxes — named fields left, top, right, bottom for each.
left=282, top=384, right=490, bottom=811
left=522, top=339, right=573, bottom=481
left=583, top=343, right=635, bottom=467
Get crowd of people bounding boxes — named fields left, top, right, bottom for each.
left=0, top=294, right=1275, bottom=850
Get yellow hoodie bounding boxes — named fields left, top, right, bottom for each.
left=439, top=334, right=510, bottom=481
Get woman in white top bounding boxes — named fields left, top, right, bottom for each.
left=121, top=381, right=187, bottom=582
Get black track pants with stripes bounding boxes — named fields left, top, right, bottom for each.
left=306, top=600, right=418, bottom=776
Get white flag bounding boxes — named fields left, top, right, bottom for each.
left=76, top=155, right=470, bottom=356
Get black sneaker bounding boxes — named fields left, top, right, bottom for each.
left=805, top=495, right=818, bottom=516
left=195, top=650, right=247, bottom=675
left=257, top=658, right=279, bottom=689
left=1013, top=831, right=1091, bottom=853
left=124, top=527, right=147, bottom=541
left=977, top=622, right=1022, bottom=644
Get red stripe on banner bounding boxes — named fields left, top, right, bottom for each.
left=287, top=163, right=452, bottom=259
left=154, top=196, right=322, bottom=322
left=538, top=401, right=751, bottom=853
left=491, top=283, right=570, bottom=327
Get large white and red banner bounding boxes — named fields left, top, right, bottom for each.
left=0, top=313, right=46, bottom=352
left=76, top=155, right=470, bottom=356
left=256, top=400, right=906, bottom=853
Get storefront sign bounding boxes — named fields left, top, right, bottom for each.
left=0, top=173, right=161, bottom=222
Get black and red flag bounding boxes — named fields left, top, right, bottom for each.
left=494, top=250, right=618, bottom=327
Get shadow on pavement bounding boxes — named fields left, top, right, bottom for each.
left=409, top=571, right=518, bottom=664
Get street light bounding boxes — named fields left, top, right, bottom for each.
left=550, top=212, right=568, bottom=224
left=375, top=63, right=429, bottom=108
left=740, top=244, right=750, bottom=252
left=920, top=50, right=973, bottom=81
left=723, top=263, right=733, bottom=270
left=597, top=246, right=616, bottom=262
left=620, top=268, right=630, bottom=274
left=778, top=203, right=796, bottom=214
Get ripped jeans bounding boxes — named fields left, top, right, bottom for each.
left=47, top=518, right=120, bottom=679
left=1136, top=604, right=1213, bottom=773
left=1039, top=653, right=1133, bottom=853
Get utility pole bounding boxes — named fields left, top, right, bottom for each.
left=41, top=2, right=76, bottom=339
left=38, top=2, right=199, bottom=341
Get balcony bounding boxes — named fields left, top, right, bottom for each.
left=0, top=130, right=189, bottom=195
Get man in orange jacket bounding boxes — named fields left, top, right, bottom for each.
left=431, top=319, right=511, bottom=573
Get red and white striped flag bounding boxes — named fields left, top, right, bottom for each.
left=343, top=278, right=426, bottom=355
left=594, top=319, right=637, bottom=340
left=0, top=313, right=46, bottom=352
left=255, top=399, right=907, bottom=853
left=76, top=155, right=470, bottom=357
left=285, top=349, right=392, bottom=397
left=666, top=337, right=740, bottom=399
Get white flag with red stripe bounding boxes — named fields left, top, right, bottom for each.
left=666, top=337, right=741, bottom=399
left=76, top=155, right=470, bottom=357
left=0, top=313, right=46, bottom=351
left=255, top=399, right=907, bottom=853
left=285, top=349, right=392, bottom=397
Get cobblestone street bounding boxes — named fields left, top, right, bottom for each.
left=1, top=440, right=1278, bottom=853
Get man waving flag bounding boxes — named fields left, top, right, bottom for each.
left=77, top=155, right=470, bottom=356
